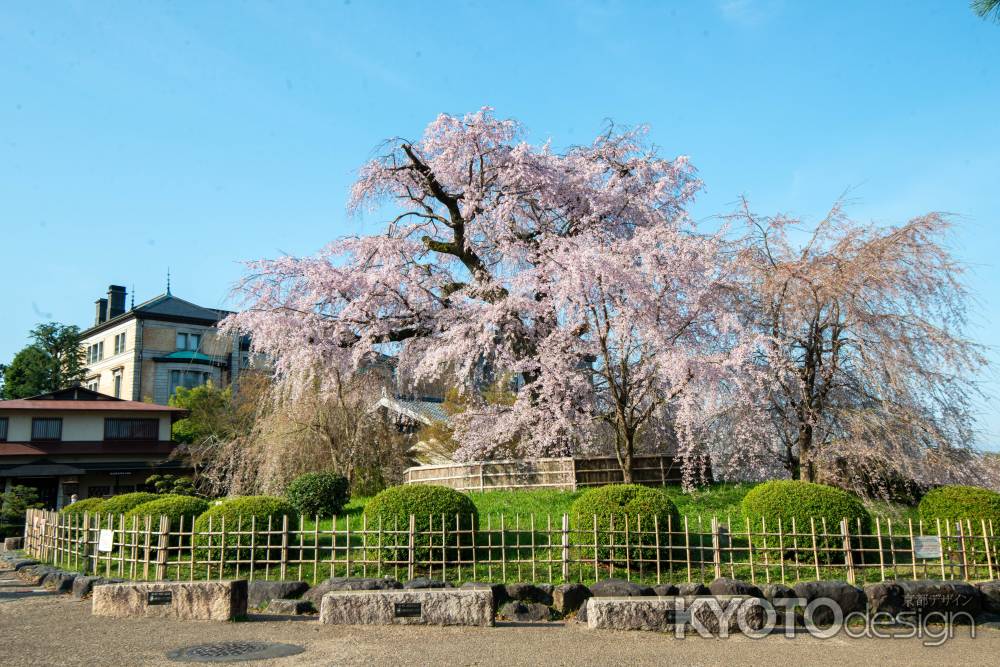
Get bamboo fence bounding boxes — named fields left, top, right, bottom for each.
left=403, top=455, right=684, bottom=491
left=21, top=508, right=998, bottom=587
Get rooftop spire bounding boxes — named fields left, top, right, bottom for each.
left=166, top=268, right=172, bottom=296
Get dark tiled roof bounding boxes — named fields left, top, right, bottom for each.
left=133, top=294, right=232, bottom=322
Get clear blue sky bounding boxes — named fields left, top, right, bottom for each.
left=1, top=1, right=998, bottom=447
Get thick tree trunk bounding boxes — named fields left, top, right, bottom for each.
left=614, top=428, right=636, bottom=484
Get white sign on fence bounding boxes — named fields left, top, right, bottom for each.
left=97, top=529, right=114, bottom=553
left=913, top=535, right=942, bottom=559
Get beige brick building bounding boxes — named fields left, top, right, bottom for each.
left=79, top=285, right=248, bottom=404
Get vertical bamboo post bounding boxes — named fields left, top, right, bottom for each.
left=876, top=517, right=886, bottom=581
left=654, top=515, right=662, bottom=585
left=791, top=516, right=802, bottom=581
left=956, top=521, right=969, bottom=581
left=500, top=514, right=507, bottom=583
left=624, top=514, right=631, bottom=579
left=887, top=518, right=899, bottom=578
left=592, top=514, right=599, bottom=582
left=683, top=516, right=691, bottom=583
left=407, top=514, right=416, bottom=581
left=142, top=515, right=152, bottom=580
left=777, top=518, right=786, bottom=584
left=982, top=519, right=994, bottom=581
left=561, top=514, right=570, bottom=582
left=810, top=517, right=820, bottom=580
left=117, top=515, right=125, bottom=578
left=841, top=519, right=855, bottom=585
left=313, top=515, right=319, bottom=583
left=746, top=516, right=756, bottom=584
left=247, top=516, right=256, bottom=580
left=760, top=516, right=770, bottom=584
left=376, top=516, right=383, bottom=581
left=280, top=515, right=289, bottom=580
left=155, top=514, right=169, bottom=580
left=711, top=517, right=722, bottom=580
left=908, top=519, right=918, bottom=580
left=529, top=514, right=536, bottom=582
left=220, top=516, right=228, bottom=581
left=937, top=519, right=947, bottom=579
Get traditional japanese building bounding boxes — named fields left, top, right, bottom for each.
left=0, top=387, right=187, bottom=508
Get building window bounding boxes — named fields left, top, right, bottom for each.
left=87, top=485, right=111, bottom=499
left=86, top=342, right=104, bottom=364
left=104, top=418, right=159, bottom=441
left=113, top=332, right=127, bottom=355
left=169, top=369, right=210, bottom=394
left=0, top=417, right=7, bottom=442
left=86, top=377, right=99, bottom=392
left=31, top=418, right=63, bottom=441
left=176, top=332, right=202, bottom=351
left=113, top=370, right=123, bottom=398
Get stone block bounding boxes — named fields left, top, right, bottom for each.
left=497, top=601, right=553, bottom=622
left=585, top=595, right=768, bottom=634
left=3, top=537, right=24, bottom=551
left=977, top=580, right=1000, bottom=614
left=247, top=580, right=310, bottom=609
left=553, top=583, right=591, bottom=614
left=72, top=576, right=124, bottom=600
left=589, top=578, right=654, bottom=597
left=265, top=598, right=315, bottom=615
left=505, top=582, right=553, bottom=605
left=319, top=589, right=493, bottom=627
left=92, top=580, right=248, bottom=621
left=42, top=571, right=77, bottom=593
left=302, top=576, right=401, bottom=605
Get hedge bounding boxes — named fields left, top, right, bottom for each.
left=124, top=494, right=210, bottom=531
left=194, top=495, right=297, bottom=560
left=741, top=480, right=871, bottom=562
left=285, top=471, right=350, bottom=518
left=364, top=485, right=477, bottom=561
left=918, top=485, right=1000, bottom=531
left=59, top=497, right=106, bottom=518
left=100, top=492, right=161, bottom=518
left=570, top=484, right=680, bottom=564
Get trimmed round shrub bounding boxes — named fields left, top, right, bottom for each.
left=919, top=485, right=1000, bottom=531
left=194, top=495, right=297, bottom=562
left=285, top=471, right=350, bottom=517
left=125, top=494, right=210, bottom=530
left=364, top=485, right=477, bottom=563
left=570, top=484, right=680, bottom=566
left=100, top=492, right=161, bottom=518
left=59, top=497, right=106, bottom=518
left=742, top=480, right=871, bottom=563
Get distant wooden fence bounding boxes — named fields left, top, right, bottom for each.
left=403, top=455, right=685, bottom=491
left=22, top=508, right=998, bottom=586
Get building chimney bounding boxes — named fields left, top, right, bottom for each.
left=107, top=285, right=127, bottom=319
left=94, top=298, right=108, bottom=325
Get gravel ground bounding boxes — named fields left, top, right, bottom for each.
left=2, top=569, right=999, bottom=666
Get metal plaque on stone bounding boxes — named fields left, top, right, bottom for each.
left=147, top=591, right=173, bottom=605
left=394, top=602, right=422, bottom=618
